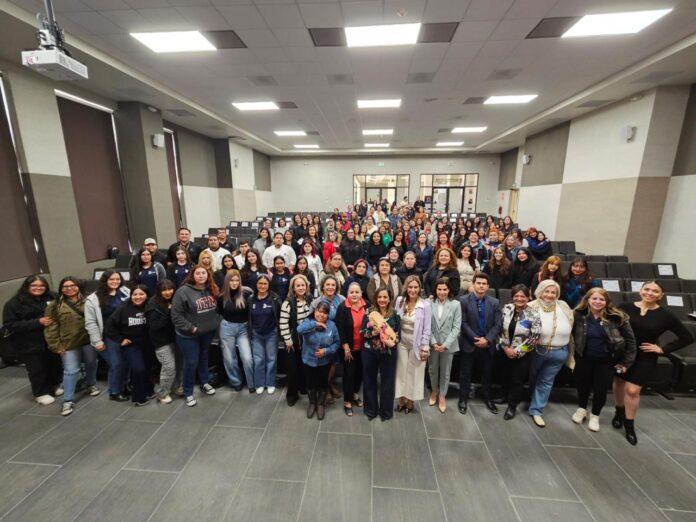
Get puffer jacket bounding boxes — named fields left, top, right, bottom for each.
left=44, top=297, right=90, bottom=353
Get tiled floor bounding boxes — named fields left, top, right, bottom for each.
left=1, top=365, right=695, bottom=521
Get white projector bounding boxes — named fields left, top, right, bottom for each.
left=22, top=49, right=88, bottom=81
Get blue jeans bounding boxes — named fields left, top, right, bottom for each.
left=176, top=332, right=214, bottom=396
left=528, top=346, right=568, bottom=416
left=219, top=320, right=254, bottom=388
left=100, top=339, right=128, bottom=395
left=60, top=344, right=98, bottom=402
left=251, top=330, right=278, bottom=388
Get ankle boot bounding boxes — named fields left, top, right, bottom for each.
left=316, top=390, right=327, bottom=420
left=306, top=389, right=317, bottom=419
left=624, top=419, right=638, bottom=445
left=612, top=406, right=625, bottom=429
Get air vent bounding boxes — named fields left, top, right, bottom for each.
left=306, top=130, right=320, bottom=136
left=418, top=22, right=459, bottom=43
left=463, top=97, right=485, bottom=105
left=576, top=99, right=613, bottom=108
left=248, top=75, right=278, bottom=86
left=631, top=70, right=683, bottom=83
left=406, top=72, right=435, bottom=84
left=327, top=74, right=354, bottom=85
left=487, top=68, right=522, bottom=81
left=202, top=30, right=246, bottom=49
left=168, top=109, right=195, bottom=117
left=423, top=97, right=438, bottom=103
left=526, top=17, right=580, bottom=38
left=277, top=101, right=298, bottom=109
left=309, top=28, right=345, bottom=47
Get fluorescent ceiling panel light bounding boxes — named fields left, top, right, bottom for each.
left=274, top=130, right=306, bottom=136
left=131, top=31, right=216, bottom=53
left=345, top=23, right=421, bottom=47
left=452, top=126, right=487, bottom=133
left=357, top=99, right=401, bottom=109
left=364, top=143, right=390, bottom=148
left=294, top=144, right=319, bottom=149
left=232, top=101, right=279, bottom=111
left=362, top=129, right=393, bottom=136
left=562, top=9, right=672, bottom=38
left=484, top=95, right=537, bottom=104
left=436, top=141, right=464, bottom=147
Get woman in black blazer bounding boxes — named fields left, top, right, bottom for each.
left=423, top=247, right=461, bottom=298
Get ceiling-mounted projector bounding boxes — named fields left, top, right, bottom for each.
left=21, top=0, right=88, bottom=80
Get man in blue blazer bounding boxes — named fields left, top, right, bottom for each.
left=457, top=272, right=502, bottom=415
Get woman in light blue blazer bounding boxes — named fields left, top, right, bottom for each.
left=428, top=278, right=461, bottom=413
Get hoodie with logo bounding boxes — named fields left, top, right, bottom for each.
left=171, top=284, right=220, bottom=337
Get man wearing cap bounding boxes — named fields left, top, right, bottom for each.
left=131, top=237, right=167, bottom=271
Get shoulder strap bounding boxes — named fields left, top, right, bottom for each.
left=63, top=298, right=85, bottom=318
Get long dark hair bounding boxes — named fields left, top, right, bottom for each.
left=182, top=264, right=219, bottom=297
left=129, top=284, right=150, bottom=306
left=96, top=269, right=124, bottom=307
left=563, top=256, right=593, bottom=288
left=151, top=279, right=175, bottom=307
left=130, top=247, right=155, bottom=282
left=57, top=276, right=84, bottom=301
left=241, top=248, right=267, bottom=280
left=14, top=275, right=52, bottom=304
left=221, top=269, right=246, bottom=309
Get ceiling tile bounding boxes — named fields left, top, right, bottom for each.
left=51, top=0, right=92, bottom=12
left=477, top=39, right=517, bottom=58
left=80, top=0, right=130, bottom=9
left=452, top=19, right=498, bottom=41
left=136, top=7, right=192, bottom=29
left=463, top=0, right=514, bottom=21
left=257, top=4, right=306, bottom=28
left=284, top=46, right=318, bottom=61
left=122, top=0, right=170, bottom=9
left=100, top=9, right=150, bottom=31
left=216, top=5, right=267, bottom=29
left=62, top=11, right=124, bottom=34
left=409, top=42, right=448, bottom=72
left=489, top=18, right=539, bottom=40
left=444, top=41, right=483, bottom=60
left=235, top=28, right=279, bottom=47
left=422, top=0, right=470, bottom=22
left=251, top=46, right=288, bottom=62
left=383, top=0, right=425, bottom=23
left=264, top=62, right=298, bottom=74
left=298, top=3, right=343, bottom=27
left=167, top=0, right=212, bottom=6
left=341, top=1, right=384, bottom=26
left=504, top=0, right=556, bottom=19
left=175, top=7, right=233, bottom=30
left=272, top=28, right=314, bottom=46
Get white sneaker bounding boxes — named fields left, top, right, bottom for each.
left=185, top=395, right=197, bottom=407
left=267, top=386, right=276, bottom=395
left=61, top=401, right=74, bottom=416
left=158, top=394, right=172, bottom=404
left=255, top=387, right=264, bottom=394
left=532, top=415, right=546, bottom=428
left=35, top=394, right=55, bottom=406
left=572, top=407, right=587, bottom=424
left=588, top=414, right=600, bottom=432
left=54, top=385, right=64, bottom=397
left=201, top=383, right=216, bottom=395
left=86, top=385, right=101, bottom=397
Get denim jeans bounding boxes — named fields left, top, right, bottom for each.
left=251, top=330, right=278, bottom=388
left=528, top=346, right=568, bottom=416
left=176, top=332, right=214, bottom=396
left=100, top=338, right=128, bottom=396
left=219, top=320, right=254, bottom=388
left=60, top=344, right=98, bottom=402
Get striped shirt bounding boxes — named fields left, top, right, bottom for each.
left=279, top=299, right=310, bottom=346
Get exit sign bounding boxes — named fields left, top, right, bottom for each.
left=378, top=161, right=385, bottom=167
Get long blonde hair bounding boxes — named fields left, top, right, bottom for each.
left=575, top=287, right=628, bottom=325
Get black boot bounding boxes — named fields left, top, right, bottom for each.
left=612, top=406, right=625, bottom=429
left=306, top=389, right=316, bottom=419
left=457, top=397, right=468, bottom=415
left=504, top=404, right=517, bottom=420
left=316, top=390, right=327, bottom=420
left=624, top=419, right=638, bottom=445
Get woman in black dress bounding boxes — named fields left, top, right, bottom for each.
left=613, top=281, right=693, bottom=445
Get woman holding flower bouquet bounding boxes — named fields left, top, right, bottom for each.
left=361, top=287, right=400, bottom=421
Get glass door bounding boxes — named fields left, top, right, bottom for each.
left=447, top=188, right=463, bottom=213
left=432, top=188, right=448, bottom=213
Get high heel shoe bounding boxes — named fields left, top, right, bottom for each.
left=428, top=394, right=437, bottom=407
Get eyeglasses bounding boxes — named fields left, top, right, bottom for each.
left=62, top=284, right=78, bottom=289
left=29, top=284, right=46, bottom=288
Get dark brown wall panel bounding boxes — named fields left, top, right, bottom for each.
left=164, top=131, right=183, bottom=227
left=57, top=97, right=129, bottom=262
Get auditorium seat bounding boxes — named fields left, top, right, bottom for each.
left=587, top=261, right=607, bottom=278
left=559, top=241, right=576, bottom=255
left=586, top=255, right=608, bottom=262
left=654, top=262, right=679, bottom=279
left=497, top=288, right=512, bottom=305
left=630, top=262, right=657, bottom=279
left=663, top=294, right=693, bottom=320
left=607, top=291, right=624, bottom=305
left=608, top=255, right=629, bottom=262
left=681, top=280, right=696, bottom=293
left=606, top=262, right=631, bottom=279
left=115, top=254, right=131, bottom=269
left=561, top=260, right=570, bottom=274
left=668, top=323, right=696, bottom=393
left=627, top=278, right=681, bottom=293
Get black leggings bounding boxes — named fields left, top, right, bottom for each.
left=575, top=355, right=614, bottom=415
left=283, top=346, right=306, bottom=399
left=20, top=351, right=62, bottom=397
left=303, top=364, right=329, bottom=391
left=342, top=350, right=363, bottom=402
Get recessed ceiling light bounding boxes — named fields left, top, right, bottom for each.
left=345, top=23, right=421, bottom=48
left=232, top=101, right=279, bottom=111
left=436, top=141, right=464, bottom=147
left=274, top=130, right=306, bottom=136
left=364, top=143, right=390, bottom=148
left=357, top=99, right=402, bottom=109
left=294, top=144, right=319, bottom=149
left=362, top=129, right=394, bottom=136
left=484, top=95, right=537, bottom=105
left=562, top=9, right=672, bottom=38
left=452, top=126, right=487, bottom=133
left=131, top=31, right=216, bottom=53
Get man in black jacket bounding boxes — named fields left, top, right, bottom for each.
left=167, top=227, right=202, bottom=265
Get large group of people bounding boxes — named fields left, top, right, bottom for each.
left=2, top=199, right=693, bottom=446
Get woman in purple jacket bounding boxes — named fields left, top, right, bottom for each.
left=394, top=275, right=432, bottom=413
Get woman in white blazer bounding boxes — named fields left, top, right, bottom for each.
left=428, top=278, right=461, bottom=413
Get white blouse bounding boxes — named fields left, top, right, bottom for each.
left=537, top=306, right=572, bottom=347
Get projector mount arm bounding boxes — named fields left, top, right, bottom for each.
left=35, top=0, right=71, bottom=56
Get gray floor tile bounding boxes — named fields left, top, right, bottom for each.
left=0, top=370, right=30, bottom=398
left=546, top=446, right=664, bottom=521
left=0, top=414, right=62, bottom=462
left=372, top=411, right=438, bottom=490
left=670, top=453, right=696, bottom=476
left=472, top=405, right=577, bottom=500
left=0, top=462, right=57, bottom=517
left=12, top=396, right=127, bottom=465
left=216, top=389, right=279, bottom=428
left=4, top=420, right=157, bottom=521
left=512, top=497, right=593, bottom=521
left=524, top=404, right=600, bottom=448
left=319, top=406, right=373, bottom=435
left=372, top=488, right=446, bottom=522
left=126, top=389, right=234, bottom=472
left=663, top=509, right=696, bottom=521
left=591, top=428, right=696, bottom=511
left=226, top=479, right=304, bottom=522
left=299, top=433, right=371, bottom=522
left=246, top=403, right=319, bottom=481
left=75, top=469, right=176, bottom=522
left=420, top=398, right=482, bottom=441
left=118, top=397, right=183, bottom=423
left=151, top=426, right=263, bottom=521
left=642, top=395, right=696, bottom=414
left=671, top=414, right=696, bottom=436
left=634, top=409, right=696, bottom=454
left=0, top=390, right=40, bottom=427
left=430, top=438, right=517, bottom=521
